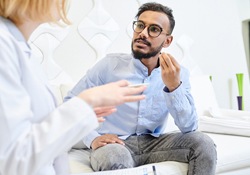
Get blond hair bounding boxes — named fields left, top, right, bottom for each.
left=0, top=0, right=70, bottom=24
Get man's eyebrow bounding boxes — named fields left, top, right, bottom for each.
left=137, top=20, right=163, bottom=28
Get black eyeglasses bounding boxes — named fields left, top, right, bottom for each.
left=132, top=21, right=170, bottom=38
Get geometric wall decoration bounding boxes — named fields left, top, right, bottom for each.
left=176, top=34, right=203, bottom=75
left=78, top=0, right=120, bottom=60
left=29, top=23, right=72, bottom=85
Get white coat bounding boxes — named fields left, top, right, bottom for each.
left=0, top=17, right=98, bottom=175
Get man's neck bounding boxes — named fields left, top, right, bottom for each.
left=140, top=55, right=160, bottom=76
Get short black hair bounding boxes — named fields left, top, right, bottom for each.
left=135, top=2, right=175, bottom=34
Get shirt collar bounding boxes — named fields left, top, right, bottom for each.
left=131, top=53, right=161, bottom=75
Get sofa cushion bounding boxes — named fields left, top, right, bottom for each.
left=207, top=133, right=250, bottom=173
left=189, top=75, right=219, bottom=116
left=69, top=133, right=250, bottom=174
left=60, top=83, right=75, bottom=101
left=69, top=133, right=250, bottom=175
left=69, top=149, right=188, bottom=174
left=199, top=115, right=250, bottom=137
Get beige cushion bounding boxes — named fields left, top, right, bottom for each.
left=60, top=83, right=75, bottom=100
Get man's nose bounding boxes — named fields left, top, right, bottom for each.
left=138, top=27, right=149, bottom=38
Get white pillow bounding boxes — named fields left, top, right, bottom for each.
left=190, top=76, right=250, bottom=137
left=189, top=75, right=219, bottom=116
left=199, top=115, right=250, bottom=137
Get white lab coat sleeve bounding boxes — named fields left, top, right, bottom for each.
left=0, top=97, right=98, bottom=175
left=0, top=21, right=99, bottom=175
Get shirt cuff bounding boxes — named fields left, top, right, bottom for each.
left=163, top=82, right=182, bottom=93
left=82, top=130, right=101, bottom=148
left=164, top=82, right=186, bottom=107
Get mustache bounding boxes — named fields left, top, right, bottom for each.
left=134, top=38, right=151, bottom=46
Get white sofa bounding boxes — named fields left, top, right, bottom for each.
left=53, top=75, right=250, bottom=175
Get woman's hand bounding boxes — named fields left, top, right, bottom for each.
left=94, top=106, right=117, bottom=122
left=78, top=80, right=146, bottom=108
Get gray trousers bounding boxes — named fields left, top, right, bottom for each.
left=90, top=131, right=217, bottom=175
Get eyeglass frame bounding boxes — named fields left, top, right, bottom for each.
left=132, top=20, right=170, bottom=38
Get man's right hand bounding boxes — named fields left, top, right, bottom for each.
left=91, top=134, right=125, bottom=150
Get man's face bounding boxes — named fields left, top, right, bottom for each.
left=131, top=11, right=171, bottom=60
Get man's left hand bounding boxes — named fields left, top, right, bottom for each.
left=159, top=52, right=181, bottom=92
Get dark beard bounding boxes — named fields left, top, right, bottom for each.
left=131, top=40, right=164, bottom=60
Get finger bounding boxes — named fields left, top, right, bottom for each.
left=115, top=80, right=130, bottom=87
left=167, top=53, right=180, bottom=67
left=94, top=106, right=116, bottom=112
left=115, top=139, right=125, bottom=145
left=159, top=54, right=167, bottom=70
left=104, top=138, right=117, bottom=144
left=94, top=142, right=107, bottom=150
left=163, top=54, right=174, bottom=68
left=94, top=106, right=117, bottom=117
left=123, top=95, right=146, bottom=102
left=125, top=85, right=147, bottom=96
left=103, top=135, right=119, bottom=141
left=96, top=108, right=117, bottom=117
left=97, top=117, right=106, bottom=123
left=105, top=137, right=125, bottom=145
left=160, top=53, right=172, bottom=70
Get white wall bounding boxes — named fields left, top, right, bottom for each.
left=31, top=0, right=250, bottom=110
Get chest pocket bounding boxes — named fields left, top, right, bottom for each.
left=145, top=92, right=167, bottom=122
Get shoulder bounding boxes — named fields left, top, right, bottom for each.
left=103, top=53, right=132, bottom=61
left=97, top=53, right=132, bottom=65
left=180, top=65, right=190, bottom=77
left=0, top=20, right=27, bottom=73
left=92, top=53, right=132, bottom=73
left=0, top=27, right=19, bottom=61
left=0, top=21, right=20, bottom=55
left=0, top=27, right=22, bottom=75
left=0, top=27, right=15, bottom=50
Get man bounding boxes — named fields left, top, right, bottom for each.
left=65, top=2, right=217, bottom=175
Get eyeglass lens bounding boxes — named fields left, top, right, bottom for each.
left=133, top=21, right=162, bottom=37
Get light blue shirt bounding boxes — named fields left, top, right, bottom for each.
left=65, top=53, right=198, bottom=148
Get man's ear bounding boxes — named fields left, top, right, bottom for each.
left=163, top=36, right=173, bottom=48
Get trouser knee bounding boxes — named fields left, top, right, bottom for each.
left=90, top=144, right=134, bottom=171
left=193, top=132, right=217, bottom=162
